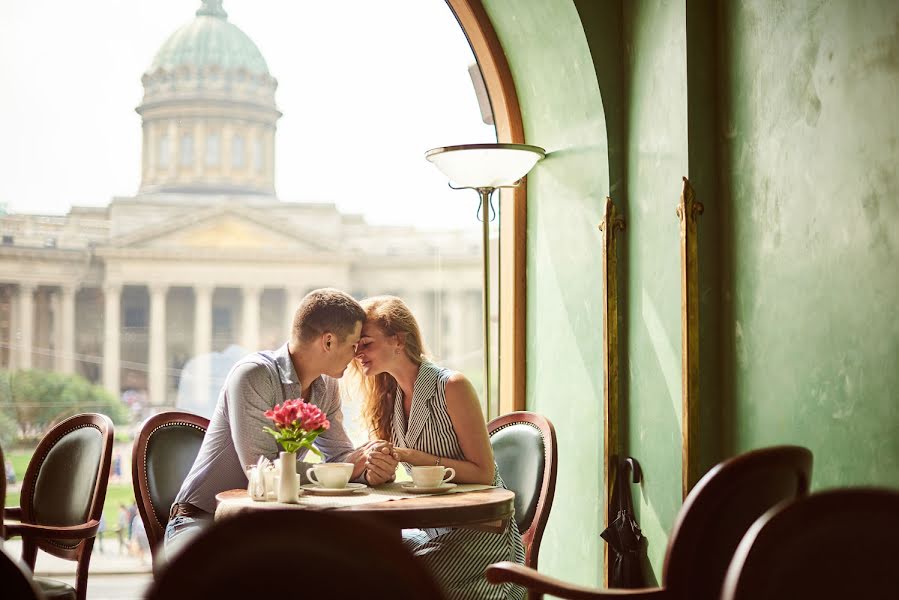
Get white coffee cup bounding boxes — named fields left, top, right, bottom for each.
left=306, top=462, right=354, bottom=489
left=411, top=465, right=456, bottom=488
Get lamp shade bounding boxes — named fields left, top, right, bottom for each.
left=425, top=143, right=545, bottom=189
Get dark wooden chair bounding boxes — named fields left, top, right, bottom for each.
left=131, top=410, right=208, bottom=571
left=488, top=411, right=558, bottom=570
left=723, top=487, right=899, bottom=600
left=145, top=509, right=448, bottom=600
left=486, top=445, right=813, bottom=600
left=3, top=413, right=114, bottom=600
left=1, top=442, right=44, bottom=599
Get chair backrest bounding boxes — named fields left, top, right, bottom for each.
left=146, top=509, right=448, bottom=600
left=488, top=411, right=557, bottom=569
left=0, top=545, right=45, bottom=600
left=723, top=487, right=899, bottom=600
left=132, top=411, right=209, bottom=561
left=661, top=445, right=813, bottom=600
left=20, top=413, right=114, bottom=560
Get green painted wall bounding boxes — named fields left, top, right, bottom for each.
left=482, top=0, right=611, bottom=588
left=474, top=0, right=898, bottom=592
left=720, top=0, right=899, bottom=486
left=619, top=0, right=689, bottom=580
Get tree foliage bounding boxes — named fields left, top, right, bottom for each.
left=0, top=369, right=129, bottom=445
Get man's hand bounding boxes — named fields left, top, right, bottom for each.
left=363, top=441, right=399, bottom=486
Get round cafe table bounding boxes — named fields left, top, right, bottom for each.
left=214, top=486, right=515, bottom=531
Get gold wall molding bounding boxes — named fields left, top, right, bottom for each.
left=599, top=196, right=625, bottom=584
left=676, top=177, right=703, bottom=498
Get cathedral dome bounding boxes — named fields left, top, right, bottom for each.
left=148, top=0, right=269, bottom=76
left=136, top=0, right=281, bottom=198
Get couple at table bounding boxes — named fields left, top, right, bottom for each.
left=166, top=288, right=525, bottom=600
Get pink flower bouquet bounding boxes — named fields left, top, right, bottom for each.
left=263, top=398, right=330, bottom=456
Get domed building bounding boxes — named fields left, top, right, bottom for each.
left=137, top=0, right=280, bottom=196
left=0, top=0, right=482, bottom=425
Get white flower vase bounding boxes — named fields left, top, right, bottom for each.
left=277, top=451, right=298, bottom=503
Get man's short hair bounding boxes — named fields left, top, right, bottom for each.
left=291, top=288, right=365, bottom=344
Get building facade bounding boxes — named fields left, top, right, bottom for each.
left=0, top=0, right=483, bottom=419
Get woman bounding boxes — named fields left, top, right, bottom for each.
left=352, top=295, right=525, bottom=600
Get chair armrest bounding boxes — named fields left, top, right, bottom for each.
left=4, top=519, right=100, bottom=541
left=4, top=506, right=23, bottom=520
left=486, top=562, right=668, bottom=600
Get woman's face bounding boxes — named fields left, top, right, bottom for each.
left=355, top=321, right=401, bottom=376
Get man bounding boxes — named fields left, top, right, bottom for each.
left=164, top=288, right=398, bottom=558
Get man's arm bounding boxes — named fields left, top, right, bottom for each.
left=229, top=362, right=282, bottom=468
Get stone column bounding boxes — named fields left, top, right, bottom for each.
left=193, top=285, right=213, bottom=408
left=103, top=283, right=122, bottom=398
left=57, top=285, right=77, bottom=373
left=17, top=283, right=36, bottom=370
left=194, top=121, right=205, bottom=177
left=241, top=285, right=261, bottom=351
left=7, top=287, right=18, bottom=370
left=284, top=287, right=305, bottom=339
left=167, top=121, right=178, bottom=179
left=148, top=284, right=168, bottom=407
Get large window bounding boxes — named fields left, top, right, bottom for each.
left=0, top=2, right=500, bottom=591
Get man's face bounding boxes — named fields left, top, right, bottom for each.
left=325, top=320, right=363, bottom=378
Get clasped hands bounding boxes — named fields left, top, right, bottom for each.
left=360, top=440, right=401, bottom=486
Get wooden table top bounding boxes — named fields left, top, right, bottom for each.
left=215, top=486, right=515, bottom=530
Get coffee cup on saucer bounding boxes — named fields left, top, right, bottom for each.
left=411, top=465, right=456, bottom=488
left=306, top=462, right=354, bottom=489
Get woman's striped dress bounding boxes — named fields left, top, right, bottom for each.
left=393, top=362, right=525, bottom=600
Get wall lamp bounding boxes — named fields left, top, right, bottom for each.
left=425, top=142, right=545, bottom=419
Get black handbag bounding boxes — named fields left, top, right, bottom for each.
left=600, top=457, right=648, bottom=588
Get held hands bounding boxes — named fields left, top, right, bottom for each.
left=363, top=440, right=399, bottom=486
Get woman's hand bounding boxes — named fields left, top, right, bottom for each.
left=363, top=440, right=398, bottom=485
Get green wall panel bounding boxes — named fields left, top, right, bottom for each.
left=720, top=0, right=899, bottom=487
left=620, top=0, right=689, bottom=580
left=482, top=0, right=611, bottom=588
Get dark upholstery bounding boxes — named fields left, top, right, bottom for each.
left=3, top=413, right=113, bottom=600
left=491, top=422, right=545, bottom=531
left=132, top=411, right=209, bottom=568
left=32, top=428, right=102, bottom=546
left=147, top=509, right=447, bottom=600
left=723, top=488, right=899, bottom=600
left=145, top=424, right=206, bottom=528
left=0, top=546, right=46, bottom=600
left=488, top=411, right=557, bottom=574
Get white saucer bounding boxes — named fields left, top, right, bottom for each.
left=301, top=482, right=368, bottom=496
left=401, top=482, right=458, bottom=494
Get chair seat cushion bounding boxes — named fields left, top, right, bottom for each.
left=34, top=576, right=77, bottom=600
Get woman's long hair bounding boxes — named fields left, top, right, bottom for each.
left=352, top=296, right=427, bottom=441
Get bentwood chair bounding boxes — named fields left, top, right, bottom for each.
left=487, top=445, right=813, bottom=600
left=723, top=487, right=899, bottom=600
left=488, top=411, right=558, bottom=570
left=3, top=413, right=114, bottom=600
left=146, top=509, right=448, bottom=600
left=131, top=411, right=209, bottom=571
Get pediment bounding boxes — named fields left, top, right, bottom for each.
left=109, top=206, right=333, bottom=253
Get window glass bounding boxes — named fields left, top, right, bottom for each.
left=180, top=134, right=193, bottom=167
left=0, top=5, right=498, bottom=582
left=231, top=135, right=244, bottom=168
left=206, top=133, right=220, bottom=166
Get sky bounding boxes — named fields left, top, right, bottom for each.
left=0, top=0, right=496, bottom=229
